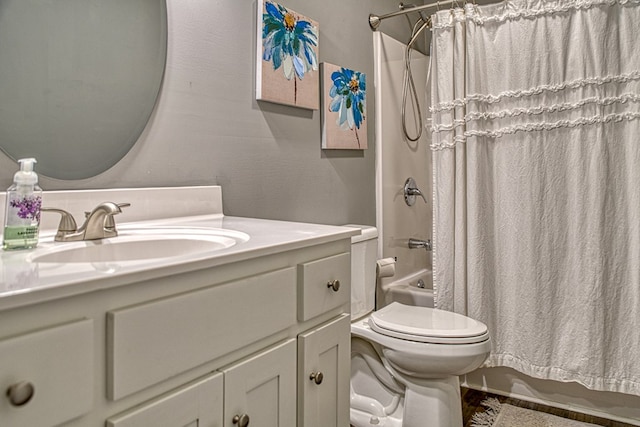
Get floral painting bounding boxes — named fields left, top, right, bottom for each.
left=322, top=63, right=367, bottom=149
left=256, top=0, right=319, bottom=109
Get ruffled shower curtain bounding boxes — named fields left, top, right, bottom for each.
left=430, top=0, right=640, bottom=395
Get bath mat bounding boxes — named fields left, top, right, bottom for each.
left=471, top=398, right=599, bottom=427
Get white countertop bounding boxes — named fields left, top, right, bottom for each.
left=0, top=186, right=360, bottom=311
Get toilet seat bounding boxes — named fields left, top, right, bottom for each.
left=368, top=302, right=489, bottom=344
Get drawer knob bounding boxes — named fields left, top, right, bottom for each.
left=6, top=381, right=35, bottom=406
left=327, top=279, right=341, bottom=292
left=309, top=371, right=324, bottom=385
left=232, top=414, right=250, bottom=427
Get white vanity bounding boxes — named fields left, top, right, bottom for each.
left=0, top=186, right=356, bottom=427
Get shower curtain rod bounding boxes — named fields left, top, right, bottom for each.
left=369, top=0, right=460, bottom=30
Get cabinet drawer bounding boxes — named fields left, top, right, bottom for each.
left=0, top=319, right=94, bottom=427
left=107, top=267, right=296, bottom=400
left=297, top=252, right=350, bottom=321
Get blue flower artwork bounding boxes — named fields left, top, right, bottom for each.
left=322, top=63, right=367, bottom=149
left=256, top=1, right=319, bottom=109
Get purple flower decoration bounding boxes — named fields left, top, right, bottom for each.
left=10, top=195, right=42, bottom=222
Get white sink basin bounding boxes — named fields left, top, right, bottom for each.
left=30, top=226, right=250, bottom=264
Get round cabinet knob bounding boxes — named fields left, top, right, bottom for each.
left=232, top=414, right=250, bottom=427
left=327, top=279, right=341, bottom=292
left=6, top=381, right=35, bottom=407
left=309, top=371, right=324, bottom=385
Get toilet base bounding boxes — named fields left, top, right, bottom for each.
left=351, top=328, right=472, bottom=427
left=402, top=375, right=463, bottom=427
left=351, top=374, right=464, bottom=427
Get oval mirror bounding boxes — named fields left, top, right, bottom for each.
left=0, top=0, right=167, bottom=180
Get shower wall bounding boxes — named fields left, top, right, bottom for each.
left=373, top=32, right=431, bottom=289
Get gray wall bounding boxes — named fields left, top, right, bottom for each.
left=0, top=0, right=414, bottom=226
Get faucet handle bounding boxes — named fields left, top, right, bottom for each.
left=404, top=177, right=428, bottom=206
left=41, top=208, right=78, bottom=240
left=85, top=203, right=130, bottom=218
left=104, top=203, right=130, bottom=231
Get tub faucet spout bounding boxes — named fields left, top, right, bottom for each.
left=408, top=238, right=432, bottom=251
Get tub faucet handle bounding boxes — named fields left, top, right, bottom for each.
left=404, top=177, right=427, bottom=206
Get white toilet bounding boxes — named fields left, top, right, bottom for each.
left=349, top=226, right=491, bottom=427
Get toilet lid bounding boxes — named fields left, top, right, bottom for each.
left=369, top=302, right=489, bottom=344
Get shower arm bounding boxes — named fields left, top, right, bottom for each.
left=369, top=0, right=459, bottom=30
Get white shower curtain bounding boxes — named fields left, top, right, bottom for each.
left=431, top=0, right=640, bottom=395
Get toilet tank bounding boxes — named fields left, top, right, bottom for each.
left=345, top=225, right=378, bottom=320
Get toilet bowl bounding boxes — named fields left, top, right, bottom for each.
left=347, top=225, right=491, bottom=427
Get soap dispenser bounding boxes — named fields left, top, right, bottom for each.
left=2, top=158, right=43, bottom=250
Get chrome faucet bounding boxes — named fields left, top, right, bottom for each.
left=408, top=238, right=432, bottom=251
left=42, top=202, right=130, bottom=242
left=404, top=177, right=427, bottom=206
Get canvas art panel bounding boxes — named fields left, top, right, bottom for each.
left=256, top=0, right=319, bottom=110
left=321, top=63, right=367, bottom=150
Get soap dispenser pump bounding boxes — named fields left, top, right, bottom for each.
left=2, top=158, right=43, bottom=250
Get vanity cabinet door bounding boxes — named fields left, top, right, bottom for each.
left=106, top=372, right=223, bottom=427
left=0, top=319, right=93, bottom=427
left=297, top=314, right=350, bottom=427
left=223, top=339, right=296, bottom=427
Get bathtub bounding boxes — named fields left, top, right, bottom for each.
left=378, top=268, right=434, bottom=309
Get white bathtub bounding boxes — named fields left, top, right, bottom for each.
left=378, top=268, right=434, bottom=309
